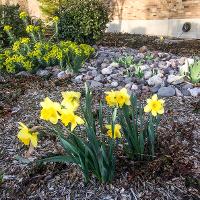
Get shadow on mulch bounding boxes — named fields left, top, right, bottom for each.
left=98, top=33, right=200, bottom=56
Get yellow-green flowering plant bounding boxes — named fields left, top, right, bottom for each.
left=105, top=89, right=165, bottom=160
left=1, top=12, right=94, bottom=73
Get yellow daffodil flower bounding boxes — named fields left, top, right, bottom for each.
left=115, top=88, right=131, bottom=108
left=17, top=122, right=38, bottom=147
left=105, top=90, right=117, bottom=107
left=40, top=97, right=61, bottom=124
left=61, top=91, right=81, bottom=111
left=3, top=25, right=12, bottom=32
left=106, top=124, right=122, bottom=139
left=60, top=109, right=84, bottom=131
left=144, top=94, right=165, bottom=117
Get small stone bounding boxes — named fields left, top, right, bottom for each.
left=109, top=62, right=119, bottom=68
left=139, top=65, right=150, bottom=71
left=90, top=80, right=103, bottom=88
left=74, top=75, right=83, bottom=83
left=101, top=63, right=108, bottom=69
left=111, top=81, right=118, bottom=87
left=124, top=77, right=133, bottom=84
left=150, top=85, right=161, bottom=93
left=94, top=74, right=104, bottom=82
left=147, top=75, right=163, bottom=86
left=182, top=83, right=193, bottom=90
left=144, top=70, right=152, bottom=79
left=101, top=67, right=112, bottom=75
left=158, top=86, right=176, bottom=97
left=139, top=46, right=148, bottom=53
left=188, top=88, right=200, bottom=97
left=167, top=74, right=184, bottom=85
left=91, top=69, right=98, bottom=77
left=16, top=71, right=31, bottom=77
left=181, top=88, right=191, bottom=96
left=131, top=84, right=138, bottom=90
left=125, top=83, right=133, bottom=89
left=84, top=75, right=93, bottom=80
left=57, top=71, right=71, bottom=80
left=175, top=88, right=183, bottom=97
left=36, top=69, right=50, bottom=78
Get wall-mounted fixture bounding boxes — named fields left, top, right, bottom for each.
left=182, top=22, right=191, bottom=32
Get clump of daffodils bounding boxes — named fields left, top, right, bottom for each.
left=17, top=86, right=165, bottom=182
left=40, top=91, right=84, bottom=131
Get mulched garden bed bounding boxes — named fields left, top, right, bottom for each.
left=0, top=74, right=199, bottom=199
left=99, top=33, right=200, bottom=57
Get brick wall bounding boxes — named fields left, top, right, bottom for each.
left=108, top=0, right=200, bottom=20
left=1, top=0, right=200, bottom=20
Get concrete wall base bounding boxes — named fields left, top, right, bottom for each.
left=107, top=19, right=200, bottom=39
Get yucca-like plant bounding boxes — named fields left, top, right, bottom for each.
left=188, top=61, right=200, bottom=84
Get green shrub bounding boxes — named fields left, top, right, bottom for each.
left=0, top=4, right=27, bottom=47
left=0, top=14, right=95, bottom=73
left=57, top=0, right=110, bottom=44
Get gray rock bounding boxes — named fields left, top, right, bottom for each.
left=111, top=81, right=118, bottom=87
left=90, top=80, right=103, bottom=88
left=94, top=74, right=104, bottom=82
left=181, top=88, right=191, bottom=96
left=144, top=70, right=152, bottom=79
left=182, top=83, right=193, bottom=90
left=139, top=65, right=150, bottom=71
left=74, top=75, right=83, bottom=83
left=158, top=61, right=167, bottom=69
left=16, top=71, right=31, bottom=77
left=91, top=69, right=98, bottom=77
left=158, top=86, right=176, bottom=97
left=147, top=75, right=163, bottom=86
left=175, top=88, right=183, bottom=97
left=57, top=71, right=71, bottom=80
left=109, top=62, right=119, bottom=68
left=125, top=83, right=133, bottom=89
left=36, top=69, right=50, bottom=77
left=150, top=85, right=161, bottom=93
left=131, top=84, right=138, bottom=90
left=124, top=77, right=133, bottom=84
left=188, top=88, right=200, bottom=97
left=101, top=67, right=112, bottom=75
left=101, top=63, right=108, bottom=69
left=167, top=74, right=184, bottom=85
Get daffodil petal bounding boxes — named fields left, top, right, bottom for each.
left=144, top=105, right=151, bottom=112
left=152, top=94, right=158, bottom=101
left=30, top=133, right=38, bottom=147
left=151, top=110, right=157, bottom=116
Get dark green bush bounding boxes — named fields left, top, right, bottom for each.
left=57, top=0, right=110, bottom=44
left=0, top=4, right=27, bottom=47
